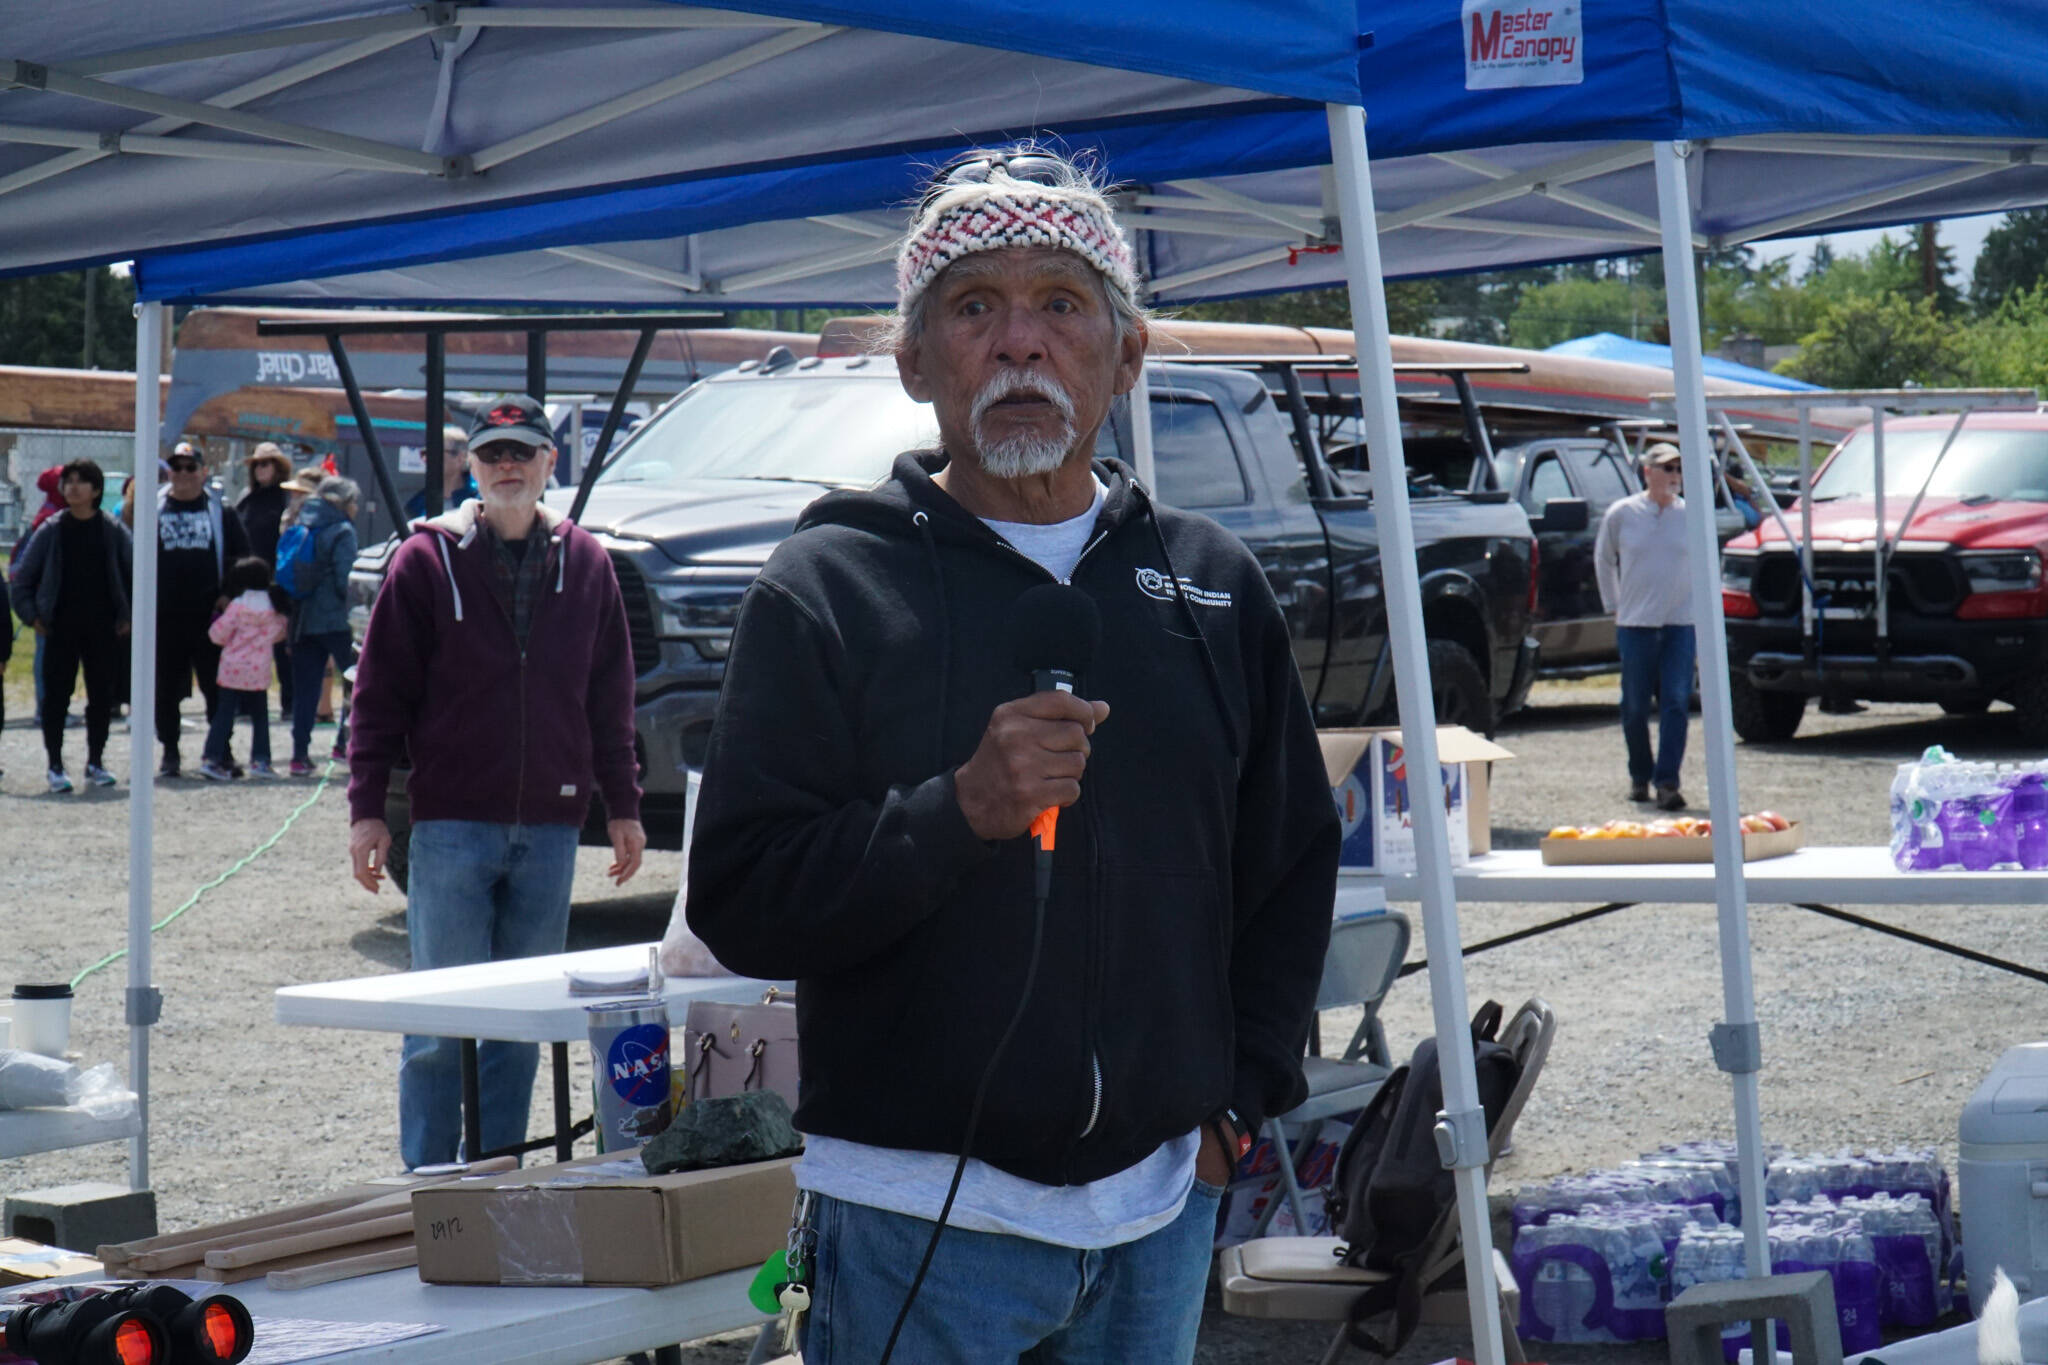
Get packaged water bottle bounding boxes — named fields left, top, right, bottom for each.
left=2010, top=770, right=2048, bottom=870
left=1890, top=761, right=1921, bottom=871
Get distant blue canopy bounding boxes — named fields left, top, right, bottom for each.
left=1546, top=334, right=1819, bottom=392
left=110, top=0, right=2048, bottom=306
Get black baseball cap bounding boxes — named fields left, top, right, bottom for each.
left=467, top=394, right=554, bottom=449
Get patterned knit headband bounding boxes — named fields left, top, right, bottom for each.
left=896, top=186, right=1139, bottom=315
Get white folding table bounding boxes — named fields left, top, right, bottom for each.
left=1345, top=846, right=2048, bottom=992
left=47, top=1265, right=767, bottom=1365
left=275, top=944, right=782, bottom=1163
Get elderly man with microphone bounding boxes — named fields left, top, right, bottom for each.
left=687, top=148, right=1338, bottom=1362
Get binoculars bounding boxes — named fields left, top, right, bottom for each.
left=3, top=1284, right=253, bottom=1365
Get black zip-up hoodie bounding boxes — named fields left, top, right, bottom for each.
left=688, top=452, right=1337, bottom=1187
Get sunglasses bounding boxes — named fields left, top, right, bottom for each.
left=471, top=443, right=541, bottom=465
left=917, top=150, right=1071, bottom=214
left=167, top=459, right=201, bottom=472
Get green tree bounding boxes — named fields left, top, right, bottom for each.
left=1505, top=275, right=1642, bottom=349
left=1174, top=281, right=1444, bottom=338
left=1955, top=283, right=2048, bottom=390
left=1777, top=293, right=1964, bottom=388
left=1971, top=209, right=2048, bottom=311
left=0, top=268, right=137, bottom=370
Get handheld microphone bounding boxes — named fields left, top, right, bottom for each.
left=1008, top=583, right=1102, bottom=891
left=878, top=582, right=1102, bottom=1365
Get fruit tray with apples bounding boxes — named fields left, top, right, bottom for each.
left=1539, top=811, right=1803, bottom=865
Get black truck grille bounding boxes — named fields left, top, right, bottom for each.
left=609, top=553, right=660, bottom=676
left=1752, top=551, right=1966, bottom=617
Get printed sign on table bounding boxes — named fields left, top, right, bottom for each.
left=1462, top=0, right=1583, bottom=89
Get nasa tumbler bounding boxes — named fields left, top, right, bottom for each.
left=585, top=999, right=673, bottom=1152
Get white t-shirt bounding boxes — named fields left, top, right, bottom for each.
left=794, top=474, right=1203, bottom=1249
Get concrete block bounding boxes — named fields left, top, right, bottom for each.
left=1667, top=1271, right=1841, bottom=1365
left=5, top=1183, right=156, bottom=1254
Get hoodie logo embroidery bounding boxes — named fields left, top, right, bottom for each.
left=1134, top=566, right=1232, bottom=609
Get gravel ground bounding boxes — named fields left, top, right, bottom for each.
left=1, top=679, right=2043, bottom=1364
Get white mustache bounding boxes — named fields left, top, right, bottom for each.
left=970, top=369, right=1077, bottom=428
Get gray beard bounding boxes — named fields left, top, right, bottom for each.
left=970, top=370, right=1079, bottom=479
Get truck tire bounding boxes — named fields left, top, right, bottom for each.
left=1730, top=674, right=1806, bottom=742
left=1427, top=639, right=1495, bottom=738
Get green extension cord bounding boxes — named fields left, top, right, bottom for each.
left=70, top=759, right=339, bottom=990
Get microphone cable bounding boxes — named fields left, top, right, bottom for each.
left=876, top=834, right=1054, bottom=1365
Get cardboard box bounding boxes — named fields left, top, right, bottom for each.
left=411, top=1149, right=795, bottom=1288
left=1320, top=726, right=1515, bottom=873
left=1539, top=820, right=1806, bottom=865
left=0, top=1238, right=99, bottom=1287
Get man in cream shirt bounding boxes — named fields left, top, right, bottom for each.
left=1595, top=442, right=1694, bottom=810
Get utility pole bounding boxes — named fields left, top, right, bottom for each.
left=1918, top=223, right=1941, bottom=305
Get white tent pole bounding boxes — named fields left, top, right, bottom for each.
left=1652, top=143, right=1772, bottom=1298
left=1130, top=363, right=1156, bottom=490
left=127, top=300, right=164, bottom=1192
left=1327, top=103, right=1503, bottom=1365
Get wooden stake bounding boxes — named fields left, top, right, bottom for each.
left=266, top=1243, right=420, bottom=1291
left=204, top=1213, right=415, bottom=1270
left=195, top=1235, right=414, bottom=1285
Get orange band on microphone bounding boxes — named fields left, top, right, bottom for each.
left=1030, top=806, right=1058, bottom=852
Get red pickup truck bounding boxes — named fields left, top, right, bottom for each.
left=1720, top=411, right=2048, bottom=742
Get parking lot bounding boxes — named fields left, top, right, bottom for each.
left=0, top=679, right=2042, bottom=1362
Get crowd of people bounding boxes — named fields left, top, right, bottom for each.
left=2, top=440, right=361, bottom=792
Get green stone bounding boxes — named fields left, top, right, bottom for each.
left=640, top=1089, right=803, bottom=1174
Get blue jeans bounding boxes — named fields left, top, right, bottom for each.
left=399, top=820, right=578, bottom=1169
left=802, top=1182, right=1224, bottom=1364
left=291, top=629, right=354, bottom=761
left=1616, top=624, right=1696, bottom=789
left=203, top=687, right=270, bottom=766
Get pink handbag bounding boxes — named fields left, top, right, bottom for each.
left=682, top=988, right=799, bottom=1111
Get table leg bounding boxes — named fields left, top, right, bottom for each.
left=552, top=1041, right=574, bottom=1162
left=460, top=1038, right=483, bottom=1164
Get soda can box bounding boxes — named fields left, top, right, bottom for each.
left=587, top=999, right=674, bottom=1152
left=1320, top=726, right=1514, bottom=873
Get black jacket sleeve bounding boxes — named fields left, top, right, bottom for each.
left=1223, top=591, right=1340, bottom=1134
left=686, top=576, right=994, bottom=980
left=6, top=522, right=52, bottom=629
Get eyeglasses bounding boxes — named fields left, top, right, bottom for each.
left=917, top=150, right=1072, bottom=214
left=167, top=459, right=201, bottom=473
left=471, top=443, right=541, bottom=465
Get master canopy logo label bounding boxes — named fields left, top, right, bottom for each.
left=1462, top=0, right=1583, bottom=89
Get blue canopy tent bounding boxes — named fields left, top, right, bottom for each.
left=2, top=8, right=1521, bottom=1360
left=9, top=4, right=2047, bottom=1354
left=1547, top=334, right=1819, bottom=393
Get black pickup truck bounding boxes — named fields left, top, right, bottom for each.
left=352, top=354, right=1544, bottom=873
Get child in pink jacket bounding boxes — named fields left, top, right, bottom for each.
left=202, top=558, right=291, bottom=780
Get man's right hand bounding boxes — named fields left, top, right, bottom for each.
left=954, top=692, right=1111, bottom=841
left=350, top=818, right=392, bottom=894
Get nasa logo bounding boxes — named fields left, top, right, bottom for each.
left=605, top=1022, right=670, bottom=1106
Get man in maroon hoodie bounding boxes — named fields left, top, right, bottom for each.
left=346, top=394, right=646, bottom=1168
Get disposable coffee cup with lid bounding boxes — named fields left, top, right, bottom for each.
left=12, top=984, right=73, bottom=1059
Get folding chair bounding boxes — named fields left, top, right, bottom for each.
left=1218, top=997, right=1559, bottom=1365
left=1249, top=910, right=1412, bottom=1238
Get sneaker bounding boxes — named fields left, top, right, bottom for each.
left=1628, top=781, right=1652, bottom=803
left=289, top=757, right=315, bottom=778
left=1655, top=786, right=1686, bottom=811
left=84, top=763, right=117, bottom=787
left=159, top=751, right=181, bottom=778
left=46, top=768, right=73, bottom=794
left=198, top=758, right=237, bottom=782
left=247, top=760, right=278, bottom=779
